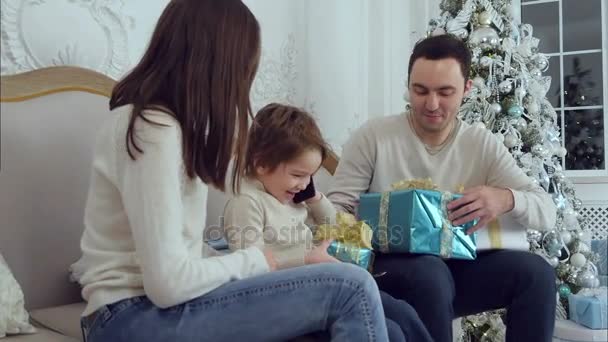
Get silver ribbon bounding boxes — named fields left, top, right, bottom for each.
left=440, top=192, right=455, bottom=258
left=377, top=192, right=390, bottom=253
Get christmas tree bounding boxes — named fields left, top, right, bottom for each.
left=425, top=0, right=601, bottom=340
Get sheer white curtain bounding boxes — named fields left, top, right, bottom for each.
left=247, top=0, right=441, bottom=154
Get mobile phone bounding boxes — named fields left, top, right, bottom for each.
left=293, top=177, right=316, bottom=203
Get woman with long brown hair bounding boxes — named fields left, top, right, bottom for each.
left=74, top=1, right=389, bottom=341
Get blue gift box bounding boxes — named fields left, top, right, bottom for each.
left=568, top=290, right=608, bottom=330
left=358, top=189, right=477, bottom=260
left=327, top=241, right=374, bottom=271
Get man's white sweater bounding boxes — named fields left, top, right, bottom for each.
left=327, top=113, right=557, bottom=249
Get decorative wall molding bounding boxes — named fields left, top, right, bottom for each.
left=251, top=33, right=297, bottom=112
left=1, top=0, right=132, bottom=79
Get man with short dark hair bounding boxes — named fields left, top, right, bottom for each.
left=328, top=34, right=557, bottom=342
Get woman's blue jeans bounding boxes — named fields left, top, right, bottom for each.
left=81, top=263, right=390, bottom=342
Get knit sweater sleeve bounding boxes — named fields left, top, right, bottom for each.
left=305, top=194, right=337, bottom=231
left=482, top=129, right=557, bottom=230
left=120, top=115, right=269, bottom=308
left=223, top=195, right=307, bottom=270
left=327, top=123, right=377, bottom=214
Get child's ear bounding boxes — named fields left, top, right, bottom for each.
left=255, top=164, right=268, bottom=176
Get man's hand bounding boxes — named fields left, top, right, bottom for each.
left=447, top=186, right=514, bottom=234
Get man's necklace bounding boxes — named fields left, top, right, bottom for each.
left=407, top=110, right=460, bottom=156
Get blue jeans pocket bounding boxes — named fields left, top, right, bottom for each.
left=82, top=297, right=146, bottom=342
left=81, top=306, right=109, bottom=342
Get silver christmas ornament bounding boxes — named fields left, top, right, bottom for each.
left=532, top=145, right=546, bottom=157
left=469, top=26, right=500, bottom=50
left=515, top=118, right=528, bottom=131
left=530, top=68, right=542, bottom=78
left=527, top=229, right=543, bottom=242
left=478, top=11, right=493, bottom=26
left=499, top=80, right=513, bottom=94
left=577, top=271, right=598, bottom=288
left=490, top=102, right=502, bottom=114
left=504, top=133, right=518, bottom=148
left=473, top=76, right=486, bottom=89
left=548, top=257, right=560, bottom=267
left=535, top=56, right=549, bottom=70
left=567, top=271, right=579, bottom=284
left=573, top=199, right=583, bottom=210
left=570, top=253, right=587, bottom=268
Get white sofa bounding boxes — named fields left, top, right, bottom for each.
left=0, top=66, right=339, bottom=341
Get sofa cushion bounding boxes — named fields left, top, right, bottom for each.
left=28, top=302, right=85, bottom=341
left=0, top=253, right=37, bottom=337
left=4, top=326, right=78, bottom=342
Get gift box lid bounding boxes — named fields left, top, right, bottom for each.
left=553, top=319, right=608, bottom=341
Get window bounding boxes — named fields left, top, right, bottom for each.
left=522, top=0, right=608, bottom=181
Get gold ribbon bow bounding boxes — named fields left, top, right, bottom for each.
left=315, top=212, right=373, bottom=249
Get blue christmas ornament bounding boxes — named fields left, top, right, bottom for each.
left=558, top=283, right=571, bottom=298
left=508, top=105, right=524, bottom=118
